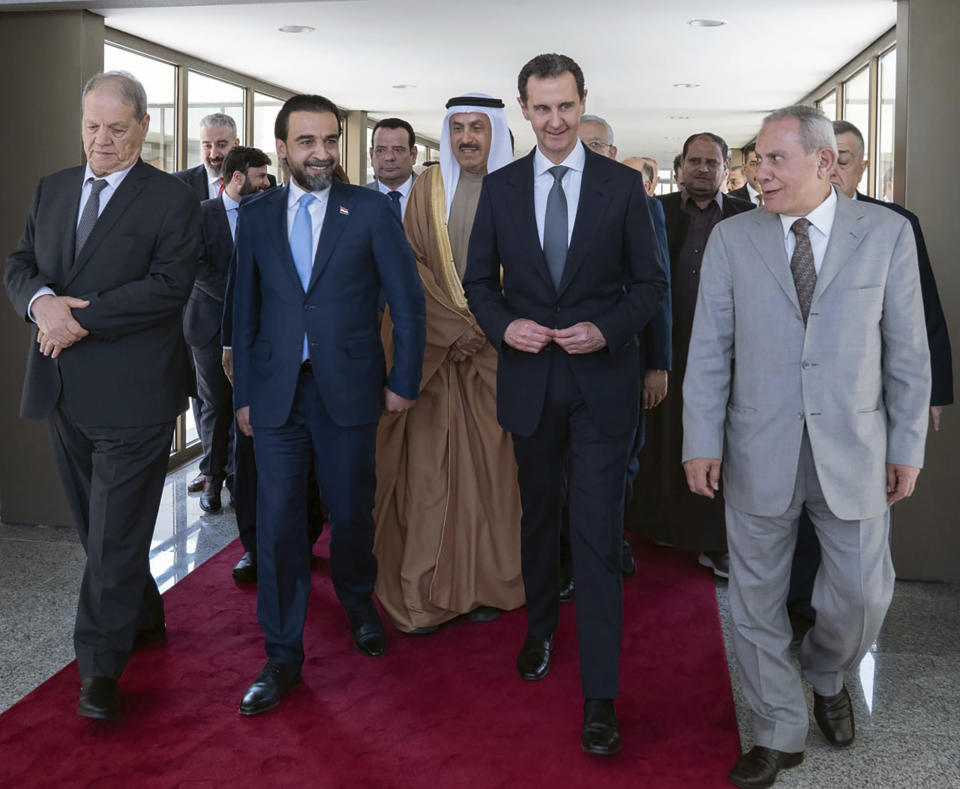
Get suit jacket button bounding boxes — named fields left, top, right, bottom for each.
left=802, top=361, right=811, bottom=369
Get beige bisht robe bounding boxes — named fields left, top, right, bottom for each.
left=374, top=165, right=524, bottom=632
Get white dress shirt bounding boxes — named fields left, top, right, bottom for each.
left=534, top=141, right=585, bottom=248
left=208, top=174, right=224, bottom=201
left=746, top=182, right=763, bottom=207
left=375, top=174, right=414, bottom=218
left=28, top=162, right=136, bottom=321
left=779, top=186, right=838, bottom=275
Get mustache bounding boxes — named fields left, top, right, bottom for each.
left=304, top=158, right=334, bottom=169
left=458, top=143, right=480, bottom=151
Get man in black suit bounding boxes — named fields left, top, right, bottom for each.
left=728, top=141, right=763, bottom=207
left=4, top=71, right=200, bottom=719
left=186, top=146, right=272, bottom=514
left=464, top=53, right=667, bottom=755
left=787, top=119, right=953, bottom=633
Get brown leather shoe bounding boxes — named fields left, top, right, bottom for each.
left=728, top=746, right=803, bottom=789
left=187, top=473, right=206, bottom=493
left=814, top=686, right=855, bottom=747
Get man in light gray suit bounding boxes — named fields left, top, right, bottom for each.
left=681, top=105, right=930, bottom=789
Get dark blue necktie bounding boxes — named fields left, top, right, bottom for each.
left=543, top=166, right=569, bottom=290
left=387, top=190, right=402, bottom=219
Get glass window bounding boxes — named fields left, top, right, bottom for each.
left=103, top=44, right=177, bottom=172
left=876, top=48, right=896, bottom=201
left=843, top=67, right=870, bottom=194
left=253, top=92, right=283, bottom=181
left=656, top=169, right=674, bottom=195
left=186, top=71, right=245, bottom=169
left=365, top=122, right=376, bottom=184
left=816, top=90, right=838, bottom=122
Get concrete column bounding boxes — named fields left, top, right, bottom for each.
left=343, top=109, right=368, bottom=186
left=0, top=11, right=104, bottom=526
left=891, top=0, right=960, bottom=580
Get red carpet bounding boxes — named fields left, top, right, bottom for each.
left=0, top=536, right=739, bottom=788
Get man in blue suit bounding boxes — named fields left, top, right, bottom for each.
left=464, top=54, right=667, bottom=755
left=232, top=94, right=426, bottom=716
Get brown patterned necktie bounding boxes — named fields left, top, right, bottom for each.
left=790, top=217, right=816, bottom=322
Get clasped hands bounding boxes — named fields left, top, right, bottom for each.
left=448, top=323, right=486, bottom=363
left=503, top=318, right=606, bottom=355
left=32, top=294, right=90, bottom=358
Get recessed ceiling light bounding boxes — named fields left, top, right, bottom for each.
left=688, top=19, right=726, bottom=27
left=670, top=115, right=691, bottom=120
left=278, top=25, right=314, bottom=33
left=673, top=83, right=701, bottom=89
left=391, top=84, right=416, bottom=90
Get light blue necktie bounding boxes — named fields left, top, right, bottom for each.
left=543, top=165, right=569, bottom=290
left=290, top=192, right=316, bottom=360
left=226, top=207, right=238, bottom=242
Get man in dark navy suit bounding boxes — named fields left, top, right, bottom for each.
left=186, top=146, right=272, bottom=514
left=232, top=94, right=425, bottom=716
left=787, top=119, right=953, bottom=635
left=464, top=53, right=667, bottom=755
left=4, top=71, right=200, bottom=719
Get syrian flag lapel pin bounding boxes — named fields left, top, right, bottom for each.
left=339, top=205, right=350, bottom=216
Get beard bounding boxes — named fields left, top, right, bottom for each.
left=238, top=175, right=269, bottom=197
left=204, top=158, right=224, bottom=178
left=288, top=157, right=334, bottom=192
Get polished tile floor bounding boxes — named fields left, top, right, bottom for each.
left=1, top=461, right=958, bottom=787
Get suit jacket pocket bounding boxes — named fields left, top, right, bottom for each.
left=727, top=403, right=758, bottom=415
left=343, top=338, right=380, bottom=359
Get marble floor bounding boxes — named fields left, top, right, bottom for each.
left=1, top=461, right=958, bottom=787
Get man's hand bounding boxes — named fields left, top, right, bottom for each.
left=32, top=295, right=90, bottom=356
left=553, top=322, right=606, bottom=354
left=642, top=369, right=668, bottom=410
left=384, top=388, right=416, bottom=414
left=449, top=324, right=487, bottom=363
left=222, top=349, right=233, bottom=384
left=930, top=405, right=943, bottom=432
left=503, top=319, right=554, bottom=353
left=684, top=458, right=722, bottom=499
left=886, top=463, right=921, bottom=505
left=236, top=406, right=253, bottom=437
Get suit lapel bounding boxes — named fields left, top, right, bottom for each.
left=270, top=185, right=307, bottom=294
left=507, top=150, right=555, bottom=292
left=65, top=159, right=148, bottom=288
left=557, top=150, right=609, bottom=297
left=306, top=179, right=352, bottom=292
left=748, top=209, right=801, bottom=314
left=811, top=192, right=867, bottom=305
left=58, top=168, right=86, bottom=285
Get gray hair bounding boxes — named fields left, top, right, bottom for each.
left=762, top=105, right=837, bottom=155
left=832, top=119, right=865, bottom=158
left=82, top=71, right=148, bottom=121
left=580, top=114, right=614, bottom=146
left=200, top=112, right=237, bottom=135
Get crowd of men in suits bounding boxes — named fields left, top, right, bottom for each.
left=4, top=50, right=950, bottom=788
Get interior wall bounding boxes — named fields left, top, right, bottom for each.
left=0, top=10, right=104, bottom=526
left=891, top=0, right=959, bottom=581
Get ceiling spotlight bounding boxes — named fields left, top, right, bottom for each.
left=688, top=19, right=726, bottom=27
left=391, top=84, right=417, bottom=90
left=670, top=115, right=691, bottom=120
left=673, top=83, right=701, bottom=89
left=278, top=25, right=315, bottom=33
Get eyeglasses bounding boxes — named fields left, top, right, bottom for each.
left=584, top=139, right=612, bottom=152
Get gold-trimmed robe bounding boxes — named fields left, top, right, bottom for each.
left=373, top=165, right=524, bottom=632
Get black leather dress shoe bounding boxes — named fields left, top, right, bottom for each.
left=187, top=473, right=206, bottom=493
left=200, top=480, right=222, bottom=512
left=347, top=603, right=387, bottom=657
left=622, top=538, right=637, bottom=577
left=814, top=686, right=855, bottom=747
left=232, top=552, right=257, bottom=584
left=239, top=661, right=301, bottom=716
left=464, top=605, right=501, bottom=622
left=698, top=550, right=730, bottom=579
left=516, top=633, right=553, bottom=680
left=133, top=622, right=166, bottom=649
left=728, top=746, right=804, bottom=789
left=77, top=677, right=119, bottom=720
left=581, top=698, right=621, bottom=756
left=559, top=574, right=575, bottom=603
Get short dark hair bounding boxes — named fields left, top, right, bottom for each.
left=223, top=146, right=272, bottom=183
left=274, top=94, right=341, bottom=141
left=742, top=141, right=758, bottom=160
left=832, top=119, right=865, bottom=157
left=673, top=154, right=683, bottom=176
left=371, top=117, right=416, bottom=149
left=681, top=132, right=730, bottom=163
left=518, top=53, right=585, bottom=104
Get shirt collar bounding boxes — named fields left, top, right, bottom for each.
left=288, top=179, right=332, bottom=210
left=779, top=186, right=838, bottom=240
left=681, top=188, right=724, bottom=212
left=378, top=174, right=414, bottom=197
left=746, top=182, right=760, bottom=200
left=83, top=161, right=135, bottom=190
left=534, top=140, right=586, bottom=178
left=221, top=192, right=240, bottom=212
